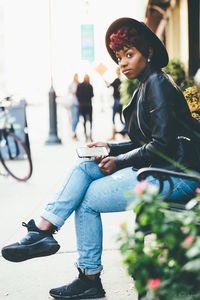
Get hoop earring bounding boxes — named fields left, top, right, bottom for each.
left=147, top=58, right=151, bottom=63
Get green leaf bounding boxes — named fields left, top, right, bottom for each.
left=120, top=242, right=130, bottom=254
left=124, top=191, right=134, bottom=197
left=183, top=258, right=200, bottom=271
left=124, top=251, right=138, bottom=265
left=186, top=245, right=200, bottom=258
left=186, top=198, right=198, bottom=210
left=140, top=214, right=150, bottom=226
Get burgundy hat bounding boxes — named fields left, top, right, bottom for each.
left=105, top=17, right=169, bottom=68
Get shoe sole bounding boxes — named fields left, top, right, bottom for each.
left=1, top=238, right=60, bottom=262
left=50, top=288, right=106, bottom=299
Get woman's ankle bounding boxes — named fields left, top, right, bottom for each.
left=38, top=218, right=53, bottom=231
left=86, top=275, right=96, bottom=280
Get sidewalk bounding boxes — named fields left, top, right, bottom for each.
left=0, top=101, right=138, bottom=300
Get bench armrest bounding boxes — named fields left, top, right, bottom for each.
left=137, top=167, right=200, bottom=182
left=137, top=167, right=200, bottom=200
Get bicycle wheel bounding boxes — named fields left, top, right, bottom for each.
left=0, top=131, right=33, bottom=181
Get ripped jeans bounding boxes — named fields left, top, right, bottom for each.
left=41, top=160, right=199, bottom=275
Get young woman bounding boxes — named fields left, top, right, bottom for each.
left=2, top=18, right=200, bottom=300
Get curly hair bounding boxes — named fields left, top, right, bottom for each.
left=109, top=26, right=149, bottom=58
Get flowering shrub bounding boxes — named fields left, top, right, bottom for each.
left=118, top=181, right=200, bottom=300
left=163, top=58, right=194, bottom=90
left=184, top=86, right=200, bottom=120
left=164, top=58, right=186, bottom=87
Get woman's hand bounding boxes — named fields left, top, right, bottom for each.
left=87, top=142, right=116, bottom=174
left=98, top=156, right=117, bottom=175
left=87, top=142, right=110, bottom=163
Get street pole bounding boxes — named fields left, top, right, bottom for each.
left=45, top=0, right=61, bottom=145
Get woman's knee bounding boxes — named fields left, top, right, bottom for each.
left=81, top=182, right=101, bottom=212
left=78, top=159, right=95, bottom=171
left=74, top=159, right=104, bottom=182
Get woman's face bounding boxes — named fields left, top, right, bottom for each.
left=116, top=46, right=149, bottom=80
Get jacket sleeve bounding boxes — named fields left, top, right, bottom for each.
left=114, top=74, right=179, bottom=170
left=107, top=140, right=138, bottom=156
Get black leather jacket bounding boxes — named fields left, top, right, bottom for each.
left=108, top=65, right=198, bottom=171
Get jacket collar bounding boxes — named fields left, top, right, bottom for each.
left=138, top=64, right=159, bottom=83
left=123, top=65, right=159, bottom=111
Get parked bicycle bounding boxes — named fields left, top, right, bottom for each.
left=0, top=96, right=32, bottom=181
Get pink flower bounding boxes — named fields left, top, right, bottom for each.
left=134, top=181, right=150, bottom=194
left=196, top=188, right=200, bottom=194
left=147, top=279, right=161, bottom=289
left=134, top=183, right=145, bottom=194
left=119, top=222, right=126, bottom=230
left=180, top=226, right=185, bottom=230
left=184, top=235, right=194, bottom=245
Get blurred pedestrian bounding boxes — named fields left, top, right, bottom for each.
left=104, top=67, right=125, bottom=139
left=68, top=73, right=79, bottom=140
left=76, top=74, right=94, bottom=142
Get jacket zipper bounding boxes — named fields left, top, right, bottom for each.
left=137, top=95, right=147, bottom=139
left=137, top=96, right=153, bottom=168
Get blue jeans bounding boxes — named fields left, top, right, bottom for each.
left=71, top=104, right=79, bottom=133
left=41, top=160, right=200, bottom=275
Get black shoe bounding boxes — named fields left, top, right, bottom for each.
left=49, top=268, right=106, bottom=299
left=1, top=219, right=60, bottom=262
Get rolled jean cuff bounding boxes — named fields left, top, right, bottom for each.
left=41, top=210, right=65, bottom=230
left=78, top=264, right=103, bottom=275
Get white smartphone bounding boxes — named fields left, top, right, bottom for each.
left=76, top=146, right=109, bottom=158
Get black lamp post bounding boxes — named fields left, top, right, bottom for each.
left=45, top=85, right=61, bottom=144
left=45, top=0, right=61, bottom=145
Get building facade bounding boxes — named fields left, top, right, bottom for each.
left=146, top=0, right=200, bottom=77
